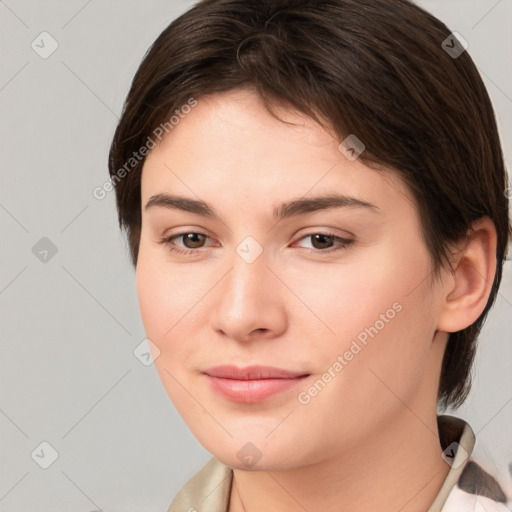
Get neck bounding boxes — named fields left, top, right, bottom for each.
left=229, top=407, right=450, bottom=512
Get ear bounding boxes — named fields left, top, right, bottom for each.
left=436, top=217, right=498, bottom=333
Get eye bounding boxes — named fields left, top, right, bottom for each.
left=158, top=231, right=354, bottom=256
left=293, top=232, right=354, bottom=253
left=158, top=232, right=212, bottom=255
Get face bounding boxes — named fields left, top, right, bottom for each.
left=136, top=88, right=447, bottom=470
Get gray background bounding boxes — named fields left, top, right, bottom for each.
left=1, top=1, right=511, bottom=511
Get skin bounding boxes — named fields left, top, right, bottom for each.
left=136, top=88, right=497, bottom=512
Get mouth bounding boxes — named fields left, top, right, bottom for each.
left=202, top=365, right=311, bottom=403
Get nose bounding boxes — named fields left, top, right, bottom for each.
left=210, top=246, right=288, bottom=343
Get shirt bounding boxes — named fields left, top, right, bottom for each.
left=167, top=414, right=510, bottom=512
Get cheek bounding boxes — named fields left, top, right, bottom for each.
left=136, top=258, right=166, bottom=341
left=318, top=301, right=435, bottom=448
left=292, top=251, right=419, bottom=347
left=315, top=251, right=437, bottom=425
left=135, top=252, right=201, bottom=409
left=135, top=246, right=220, bottom=378
left=135, top=247, right=186, bottom=360
left=136, top=244, right=199, bottom=338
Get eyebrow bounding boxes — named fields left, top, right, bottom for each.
left=144, top=192, right=380, bottom=220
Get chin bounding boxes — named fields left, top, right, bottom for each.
left=198, top=433, right=313, bottom=472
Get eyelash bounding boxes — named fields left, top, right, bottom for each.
left=158, top=231, right=354, bottom=256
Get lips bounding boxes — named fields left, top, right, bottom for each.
left=203, top=365, right=311, bottom=403
left=203, top=365, right=309, bottom=380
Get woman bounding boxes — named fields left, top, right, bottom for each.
left=108, top=0, right=511, bottom=510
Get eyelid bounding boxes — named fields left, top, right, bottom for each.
left=293, top=225, right=355, bottom=240
left=160, top=225, right=353, bottom=242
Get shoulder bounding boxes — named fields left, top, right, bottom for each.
left=167, top=456, right=233, bottom=512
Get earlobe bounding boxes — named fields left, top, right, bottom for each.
left=436, top=217, right=498, bottom=333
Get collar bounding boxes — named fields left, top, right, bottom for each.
left=428, top=414, right=476, bottom=510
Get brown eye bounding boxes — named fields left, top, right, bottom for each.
left=293, top=232, right=354, bottom=254
left=309, top=234, right=336, bottom=250
left=158, top=231, right=211, bottom=255
left=181, top=233, right=207, bottom=248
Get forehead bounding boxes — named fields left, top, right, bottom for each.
left=140, top=89, right=415, bottom=218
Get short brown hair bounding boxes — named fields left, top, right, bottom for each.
left=108, top=0, right=511, bottom=410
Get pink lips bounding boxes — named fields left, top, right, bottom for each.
left=203, top=365, right=310, bottom=403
